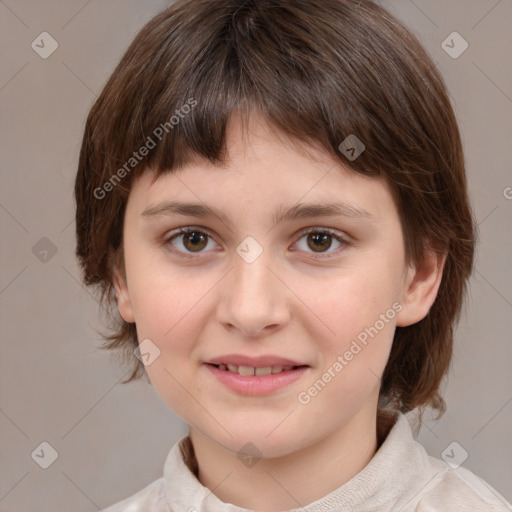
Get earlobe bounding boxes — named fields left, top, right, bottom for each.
left=112, top=263, right=135, bottom=324
left=396, top=247, right=447, bottom=327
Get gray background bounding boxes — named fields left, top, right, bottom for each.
left=1, top=0, right=511, bottom=510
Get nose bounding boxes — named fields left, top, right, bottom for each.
left=216, top=245, right=291, bottom=338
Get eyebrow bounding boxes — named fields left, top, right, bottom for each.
left=140, top=200, right=377, bottom=226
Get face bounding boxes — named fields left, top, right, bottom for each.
left=113, top=114, right=443, bottom=458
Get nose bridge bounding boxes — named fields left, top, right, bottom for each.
left=217, top=239, right=289, bottom=336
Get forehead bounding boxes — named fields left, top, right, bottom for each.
left=126, top=115, right=398, bottom=225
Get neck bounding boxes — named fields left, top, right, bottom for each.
left=187, top=406, right=393, bottom=511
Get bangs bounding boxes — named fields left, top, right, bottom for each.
left=90, top=0, right=434, bottom=196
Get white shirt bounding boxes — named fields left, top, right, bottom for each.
left=103, top=412, right=511, bottom=511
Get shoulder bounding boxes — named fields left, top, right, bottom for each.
left=102, top=477, right=169, bottom=512
left=381, top=412, right=510, bottom=512
left=412, top=456, right=511, bottom=511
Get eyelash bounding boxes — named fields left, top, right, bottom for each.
left=161, top=226, right=352, bottom=260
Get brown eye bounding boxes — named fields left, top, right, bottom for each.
left=182, top=231, right=208, bottom=252
left=165, top=228, right=216, bottom=256
left=164, top=226, right=350, bottom=260
left=306, top=232, right=333, bottom=253
left=294, top=228, right=350, bottom=258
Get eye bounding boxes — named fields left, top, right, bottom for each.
left=293, top=228, right=351, bottom=258
left=163, top=227, right=218, bottom=258
left=162, top=226, right=352, bottom=259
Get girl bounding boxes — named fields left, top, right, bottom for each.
left=74, top=1, right=510, bottom=510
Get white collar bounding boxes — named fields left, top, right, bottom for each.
left=162, top=412, right=441, bottom=512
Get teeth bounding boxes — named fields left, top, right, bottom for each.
left=238, top=365, right=255, bottom=376
left=255, top=366, right=272, bottom=376
left=216, top=363, right=298, bottom=376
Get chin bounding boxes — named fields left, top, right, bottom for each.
left=204, top=422, right=307, bottom=460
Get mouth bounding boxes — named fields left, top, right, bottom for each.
left=203, top=362, right=310, bottom=396
left=205, top=362, right=308, bottom=377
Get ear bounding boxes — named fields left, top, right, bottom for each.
left=396, top=245, right=447, bottom=327
left=110, top=249, right=135, bottom=324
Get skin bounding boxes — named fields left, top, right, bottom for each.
left=112, top=114, right=446, bottom=511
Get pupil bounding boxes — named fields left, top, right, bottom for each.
left=185, top=232, right=207, bottom=251
left=308, top=233, right=331, bottom=252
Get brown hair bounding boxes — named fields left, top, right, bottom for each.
left=74, top=0, right=476, bottom=422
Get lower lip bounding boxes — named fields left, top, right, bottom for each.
left=203, top=364, right=310, bottom=396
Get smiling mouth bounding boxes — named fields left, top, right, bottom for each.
left=206, top=363, right=307, bottom=376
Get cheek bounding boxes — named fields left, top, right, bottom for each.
left=134, top=280, right=204, bottom=412
left=296, top=269, right=397, bottom=345
left=129, top=266, right=210, bottom=339
left=293, top=269, right=398, bottom=402
left=128, top=272, right=214, bottom=396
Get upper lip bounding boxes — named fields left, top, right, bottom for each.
left=205, top=354, right=308, bottom=368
